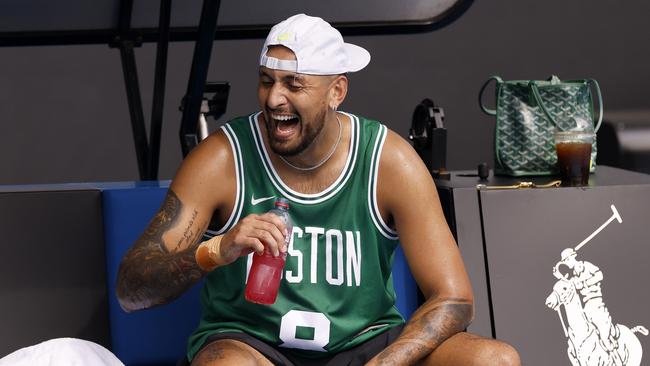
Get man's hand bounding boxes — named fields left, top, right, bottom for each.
left=219, top=212, right=288, bottom=263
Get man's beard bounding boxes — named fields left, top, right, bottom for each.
left=267, top=108, right=326, bottom=157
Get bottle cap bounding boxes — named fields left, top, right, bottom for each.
left=274, top=197, right=289, bottom=209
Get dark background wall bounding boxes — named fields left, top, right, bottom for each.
left=1, top=0, right=649, bottom=184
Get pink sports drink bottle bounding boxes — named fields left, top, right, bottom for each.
left=245, top=198, right=292, bottom=304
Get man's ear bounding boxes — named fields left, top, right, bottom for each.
left=328, top=75, right=348, bottom=110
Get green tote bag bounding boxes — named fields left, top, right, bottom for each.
left=479, top=75, right=603, bottom=176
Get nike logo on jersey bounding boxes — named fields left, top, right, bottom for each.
left=251, top=195, right=275, bottom=206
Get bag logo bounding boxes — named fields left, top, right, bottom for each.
left=545, top=205, right=648, bottom=365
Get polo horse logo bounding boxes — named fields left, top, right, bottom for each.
left=544, top=205, right=648, bottom=366
left=546, top=277, right=647, bottom=366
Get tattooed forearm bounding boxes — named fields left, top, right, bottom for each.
left=374, top=297, right=473, bottom=365
left=116, top=190, right=206, bottom=312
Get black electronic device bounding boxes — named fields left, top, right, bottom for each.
left=202, top=81, right=230, bottom=120
left=179, top=81, right=230, bottom=145
left=409, top=98, right=450, bottom=179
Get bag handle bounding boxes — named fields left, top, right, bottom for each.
left=478, top=76, right=503, bottom=116
left=587, top=79, right=603, bottom=132
left=529, top=78, right=603, bottom=132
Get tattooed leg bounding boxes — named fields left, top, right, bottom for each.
left=417, top=332, right=521, bottom=366
left=191, top=340, right=273, bottom=366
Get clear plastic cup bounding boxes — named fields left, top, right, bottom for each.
left=554, top=131, right=595, bottom=186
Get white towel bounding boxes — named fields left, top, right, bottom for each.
left=0, top=338, right=124, bottom=366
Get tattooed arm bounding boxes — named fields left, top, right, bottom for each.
left=116, top=190, right=209, bottom=311
left=369, top=298, right=473, bottom=365
left=368, top=131, right=474, bottom=365
left=116, top=131, right=237, bottom=312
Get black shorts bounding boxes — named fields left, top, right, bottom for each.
left=186, top=324, right=404, bottom=366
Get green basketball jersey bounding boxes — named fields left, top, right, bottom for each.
left=187, top=112, right=404, bottom=360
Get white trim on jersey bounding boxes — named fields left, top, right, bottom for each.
left=250, top=111, right=360, bottom=205
left=353, top=323, right=390, bottom=338
left=368, top=124, right=399, bottom=240
left=204, top=124, right=245, bottom=237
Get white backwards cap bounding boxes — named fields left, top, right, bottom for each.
left=260, top=14, right=371, bottom=75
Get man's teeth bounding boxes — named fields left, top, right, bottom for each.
left=272, top=114, right=298, bottom=121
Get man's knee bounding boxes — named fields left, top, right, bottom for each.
left=191, top=339, right=269, bottom=366
left=420, top=333, right=521, bottom=366
left=472, top=339, right=521, bottom=366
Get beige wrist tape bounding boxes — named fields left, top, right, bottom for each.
left=195, top=235, right=224, bottom=272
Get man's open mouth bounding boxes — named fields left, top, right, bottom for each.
left=271, top=113, right=300, bottom=139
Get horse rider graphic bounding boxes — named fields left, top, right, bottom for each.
left=554, top=248, right=623, bottom=366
